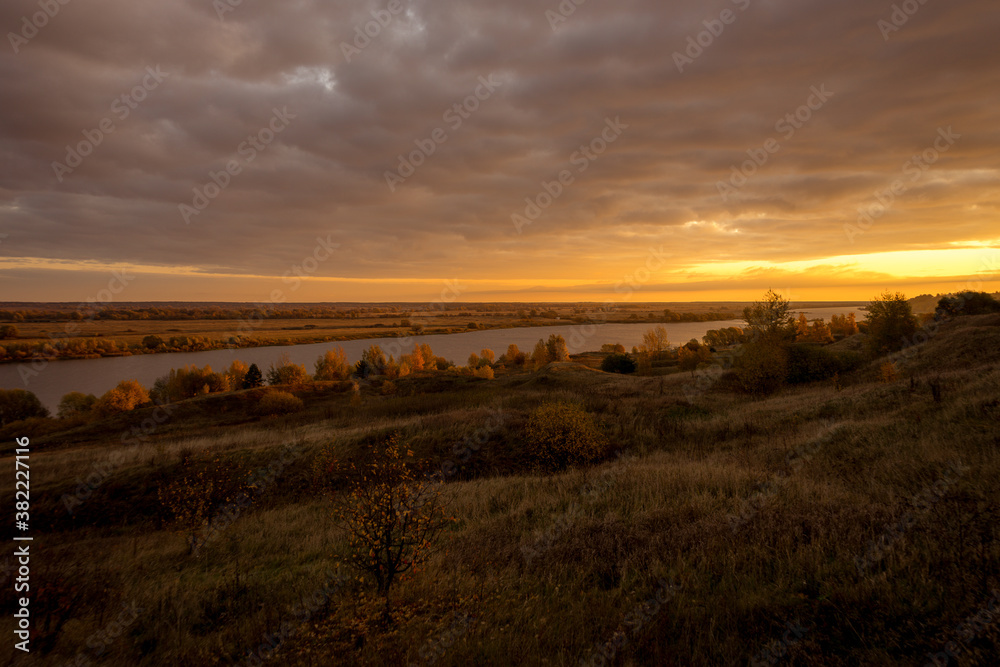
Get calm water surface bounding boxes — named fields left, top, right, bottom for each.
left=0, top=306, right=863, bottom=412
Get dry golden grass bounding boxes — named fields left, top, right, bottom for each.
left=1, top=315, right=998, bottom=665
left=10, top=317, right=468, bottom=347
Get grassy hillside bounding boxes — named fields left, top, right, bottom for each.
left=2, top=315, right=999, bottom=665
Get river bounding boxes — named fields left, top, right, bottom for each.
left=1, top=306, right=863, bottom=412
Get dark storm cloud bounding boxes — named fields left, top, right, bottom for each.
left=1, top=0, right=998, bottom=296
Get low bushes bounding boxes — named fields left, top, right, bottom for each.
left=253, top=390, right=304, bottom=417
left=732, top=342, right=788, bottom=395
left=95, top=380, right=150, bottom=416
left=723, top=342, right=866, bottom=393
left=524, top=402, right=606, bottom=470
left=0, top=388, right=49, bottom=426
left=600, top=353, right=637, bottom=374
left=473, top=366, right=495, bottom=380
left=786, top=344, right=864, bottom=384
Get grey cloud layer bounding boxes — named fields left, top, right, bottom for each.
left=1, top=0, right=998, bottom=290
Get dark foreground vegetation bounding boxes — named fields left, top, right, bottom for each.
left=1, top=292, right=999, bottom=665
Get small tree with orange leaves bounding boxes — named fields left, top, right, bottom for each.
left=330, top=434, right=453, bottom=623
left=95, top=379, right=150, bottom=416
left=403, top=345, right=425, bottom=371
left=314, top=346, right=352, bottom=381
left=795, top=313, right=811, bottom=341
left=158, top=454, right=250, bottom=554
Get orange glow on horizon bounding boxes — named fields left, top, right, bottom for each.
left=2, top=246, right=995, bottom=304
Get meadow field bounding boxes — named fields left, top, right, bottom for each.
left=1, top=308, right=998, bottom=665
left=7, top=0, right=998, bottom=663
left=0, top=302, right=758, bottom=363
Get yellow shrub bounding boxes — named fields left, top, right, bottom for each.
left=254, top=390, right=304, bottom=416
left=330, top=433, right=454, bottom=620
left=525, top=402, right=606, bottom=470
left=95, top=379, right=150, bottom=416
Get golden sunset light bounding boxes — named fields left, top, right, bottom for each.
left=2, top=1, right=999, bottom=665
left=2, top=0, right=998, bottom=303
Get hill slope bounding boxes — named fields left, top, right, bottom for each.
left=2, top=316, right=998, bottom=665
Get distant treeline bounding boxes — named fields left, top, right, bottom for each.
left=0, top=334, right=244, bottom=364
left=0, top=305, right=743, bottom=323
left=0, top=307, right=743, bottom=365
left=908, top=291, right=1000, bottom=314
left=641, top=309, right=740, bottom=323
left=0, top=305, right=413, bottom=321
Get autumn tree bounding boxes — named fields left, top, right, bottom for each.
left=95, top=380, right=150, bottom=416
left=864, top=291, right=918, bottom=355
left=152, top=365, right=228, bottom=403
left=795, top=315, right=834, bottom=344
left=189, top=365, right=226, bottom=395
left=830, top=314, right=846, bottom=337
left=0, top=389, right=49, bottom=426
left=417, top=343, right=435, bottom=365
left=315, top=346, right=351, bottom=381
left=531, top=339, right=550, bottom=368
left=357, top=345, right=388, bottom=378
left=678, top=340, right=711, bottom=376
left=330, top=434, right=453, bottom=622
left=703, top=327, right=745, bottom=348
left=267, top=354, right=311, bottom=386
left=401, top=343, right=436, bottom=372
left=502, top=343, right=527, bottom=367
left=809, top=319, right=834, bottom=344
left=733, top=290, right=797, bottom=394
left=384, top=356, right=402, bottom=380
left=545, top=334, right=570, bottom=362
left=403, top=346, right=425, bottom=372
left=142, top=335, right=163, bottom=350
left=795, top=313, right=810, bottom=341
left=641, top=325, right=670, bottom=359
left=57, top=392, right=97, bottom=419
left=829, top=314, right=859, bottom=338
left=743, top=289, right=795, bottom=343
left=845, top=312, right=859, bottom=335
left=158, top=454, right=250, bottom=554
left=225, top=360, right=249, bottom=390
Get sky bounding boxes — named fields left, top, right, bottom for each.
left=0, top=0, right=998, bottom=304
